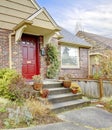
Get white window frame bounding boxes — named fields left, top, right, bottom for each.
left=61, top=45, right=80, bottom=68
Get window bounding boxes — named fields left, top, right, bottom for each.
left=61, top=46, right=79, bottom=68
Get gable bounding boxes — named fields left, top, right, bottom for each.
left=36, top=12, right=50, bottom=21
left=13, top=7, right=60, bottom=42
left=0, top=0, right=40, bottom=30
left=77, top=31, right=112, bottom=49
left=27, top=8, right=60, bottom=30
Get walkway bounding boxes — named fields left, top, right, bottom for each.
left=13, top=107, right=112, bottom=130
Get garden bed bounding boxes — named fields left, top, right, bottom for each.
left=0, top=98, right=62, bottom=129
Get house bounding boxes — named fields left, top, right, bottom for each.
left=76, top=31, right=112, bottom=75
left=0, top=0, right=91, bottom=79
left=59, top=28, right=91, bottom=78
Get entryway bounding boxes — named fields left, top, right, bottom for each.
left=21, top=34, right=40, bottom=79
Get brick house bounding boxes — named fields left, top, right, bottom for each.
left=76, top=31, right=112, bottom=75
left=0, top=0, right=91, bottom=79
left=59, top=28, right=91, bottom=78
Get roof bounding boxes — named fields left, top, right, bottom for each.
left=76, top=31, right=112, bottom=49
left=27, top=7, right=60, bottom=30
left=31, top=0, right=40, bottom=9
left=59, top=28, right=91, bottom=48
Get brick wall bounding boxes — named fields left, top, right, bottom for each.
left=60, top=48, right=89, bottom=78
left=41, top=41, right=89, bottom=79
left=11, top=36, right=22, bottom=73
left=0, top=28, right=89, bottom=79
left=40, top=54, right=47, bottom=78
left=0, top=28, right=11, bottom=68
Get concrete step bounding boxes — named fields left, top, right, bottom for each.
left=48, top=93, right=82, bottom=103
left=51, top=99, right=90, bottom=113
left=48, top=87, right=71, bottom=95
left=43, top=83, right=63, bottom=89
left=26, top=81, right=90, bottom=113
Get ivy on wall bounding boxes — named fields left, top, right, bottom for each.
left=46, top=43, right=60, bottom=78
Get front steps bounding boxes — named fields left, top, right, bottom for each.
left=52, top=99, right=90, bottom=113
left=43, top=81, right=90, bottom=113
left=48, top=93, right=82, bottom=103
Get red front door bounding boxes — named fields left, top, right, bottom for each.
left=22, top=34, right=40, bottom=79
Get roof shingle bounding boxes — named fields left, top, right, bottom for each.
left=59, top=28, right=91, bottom=48
left=76, top=31, right=112, bottom=49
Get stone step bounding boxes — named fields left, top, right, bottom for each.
left=51, top=99, right=90, bottom=113
left=48, top=87, right=71, bottom=95
left=48, top=93, right=82, bottom=103
left=43, top=83, right=63, bottom=89
left=26, top=81, right=90, bottom=114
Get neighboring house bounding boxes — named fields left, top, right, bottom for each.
left=59, top=28, right=91, bottom=78
left=0, top=0, right=91, bottom=79
left=76, top=31, right=112, bottom=75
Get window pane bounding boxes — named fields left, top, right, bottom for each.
left=61, top=46, right=79, bottom=68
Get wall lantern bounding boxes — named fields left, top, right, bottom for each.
left=40, top=48, right=46, bottom=56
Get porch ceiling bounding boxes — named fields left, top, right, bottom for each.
left=14, top=21, right=59, bottom=42
left=13, top=7, right=61, bottom=42
left=24, top=24, right=54, bottom=35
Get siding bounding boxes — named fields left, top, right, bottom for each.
left=33, top=19, right=54, bottom=29
left=0, top=21, right=16, bottom=30
left=0, top=0, right=39, bottom=30
left=37, top=12, right=50, bottom=21
left=8, top=0, right=37, bottom=8
left=0, top=6, right=31, bottom=19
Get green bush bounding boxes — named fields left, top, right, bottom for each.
left=98, top=50, right=112, bottom=79
left=93, top=72, right=102, bottom=80
left=0, top=68, right=26, bottom=101
left=0, top=68, right=18, bottom=98
left=46, top=44, right=60, bottom=78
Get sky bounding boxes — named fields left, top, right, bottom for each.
left=36, top=0, right=112, bottom=38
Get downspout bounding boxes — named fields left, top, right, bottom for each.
left=9, top=32, right=15, bottom=69
left=88, top=50, right=91, bottom=77
left=9, top=25, right=27, bottom=69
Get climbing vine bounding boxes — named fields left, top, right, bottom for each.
left=46, top=43, right=60, bottom=78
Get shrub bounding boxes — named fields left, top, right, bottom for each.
left=93, top=72, right=102, bottom=80
left=46, top=43, right=60, bottom=78
left=4, top=105, right=33, bottom=128
left=98, top=50, right=112, bottom=79
left=25, top=99, right=51, bottom=118
left=8, top=75, right=27, bottom=102
left=0, top=68, right=19, bottom=99
left=101, top=97, right=112, bottom=112
left=0, top=68, right=27, bottom=101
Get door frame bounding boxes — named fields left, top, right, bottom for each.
left=21, top=34, right=40, bottom=79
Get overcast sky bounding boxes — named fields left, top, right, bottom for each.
left=36, top=0, right=112, bottom=38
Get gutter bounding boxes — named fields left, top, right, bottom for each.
left=59, top=41, right=91, bottom=48
left=9, top=32, right=15, bottom=69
